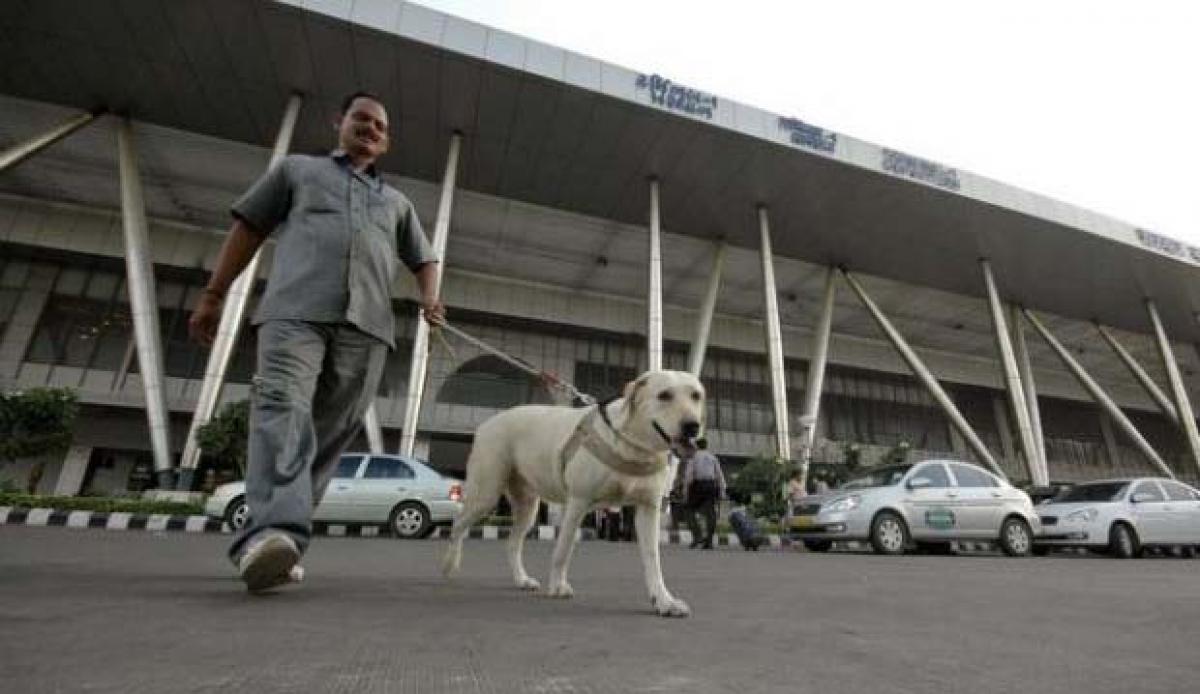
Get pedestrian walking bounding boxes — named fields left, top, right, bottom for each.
left=189, top=92, right=442, bottom=592
left=682, top=438, right=726, bottom=549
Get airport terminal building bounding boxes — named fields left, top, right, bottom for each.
left=2, top=0, right=1199, bottom=496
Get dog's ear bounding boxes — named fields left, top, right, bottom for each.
left=622, top=375, right=649, bottom=411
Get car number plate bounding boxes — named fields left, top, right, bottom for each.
left=793, top=516, right=816, bottom=529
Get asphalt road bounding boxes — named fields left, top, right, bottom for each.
left=1, top=526, right=1198, bottom=693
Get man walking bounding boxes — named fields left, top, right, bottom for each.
left=189, top=92, right=442, bottom=592
left=682, top=438, right=726, bottom=550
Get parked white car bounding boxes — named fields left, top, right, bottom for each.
left=790, top=460, right=1040, bottom=556
left=204, top=453, right=463, bottom=539
left=1035, top=477, right=1200, bottom=558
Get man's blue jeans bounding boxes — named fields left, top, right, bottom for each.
left=228, top=320, right=387, bottom=563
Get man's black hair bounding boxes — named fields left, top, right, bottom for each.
left=340, top=90, right=384, bottom=114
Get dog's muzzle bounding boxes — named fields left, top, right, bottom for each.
left=657, top=420, right=701, bottom=456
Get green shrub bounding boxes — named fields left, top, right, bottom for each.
left=0, top=387, right=79, bottom=493
left=0, top=492, right=203, bottom=516
left=196, top=400, right=250, bottom=478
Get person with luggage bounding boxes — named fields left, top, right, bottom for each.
left=728, top=493, right=764, bottom=551
left=682, top=438, right=726, bottom=549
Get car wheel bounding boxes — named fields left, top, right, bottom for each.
left=999, top=517, right=1033, bottom=557
left=224, top=496, right=250, bottom=531
left=869, top=511, right=909, bottom=555
left=802, top=539, right=833, bottom=553
left=389, top=501, right=432, bottom=539
left=1108, top=523, right=1139, bottom=559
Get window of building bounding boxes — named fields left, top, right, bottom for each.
left=437, top=355, right=552, bottom=409
left=25, top=268, right=133, bottom=371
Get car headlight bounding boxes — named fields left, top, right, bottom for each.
left=825, top=495, right=862, bottom=513
left=1064, top=508, right=1098, bottom=523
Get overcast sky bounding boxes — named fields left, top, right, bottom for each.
left=414, top=0, right=1199, bottom=245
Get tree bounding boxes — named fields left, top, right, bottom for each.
left=0, top=388, right=79, bottom=493
left=728, top=455, right=787, bottom=519
left=196, top=400, right=250, bottom=478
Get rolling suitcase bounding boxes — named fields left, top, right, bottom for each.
left=728, top=507, right=763, bottom=551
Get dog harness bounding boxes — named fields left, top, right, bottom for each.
left=559, top=404, right=667, bottom=478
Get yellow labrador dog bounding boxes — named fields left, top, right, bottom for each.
left=441, top=370, right=704, bottom=617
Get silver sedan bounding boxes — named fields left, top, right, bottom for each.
left=790, top=460, right=1040, bottom=556
left=1035, top=477, right=1200, bottom=558
left=204, top=453, right=463, bottom=539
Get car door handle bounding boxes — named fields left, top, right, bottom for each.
left=395, top=487, right=407, bottom=493
left=335, top=485, right=350, bottom=491
left=990, top=492, right=1002, bottom=498
left=946, top=492, right=959, bottom=498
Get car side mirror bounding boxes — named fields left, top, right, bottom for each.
left=1130, top=492, right=1156, bottom=503
left=907, top=477, right=932, bottom=490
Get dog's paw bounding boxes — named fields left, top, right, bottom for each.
left=515, top=576, right=541, bottom=592
left=546, top=581, right=574, bottom=599
left=651, top=594, right=691, bottom=618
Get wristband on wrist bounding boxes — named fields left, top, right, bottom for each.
left=201, top=287, right=226, bottom=301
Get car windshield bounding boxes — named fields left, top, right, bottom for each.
left=842, top=464, right=913, bottom=489
left=1057, top=482, right=1130, bottom=503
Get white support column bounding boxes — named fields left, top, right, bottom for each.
left=981, top=260, right=1046, bottom=485
left=362, top=405, right=384, bottom=454
left=1095, top=322, right=1179, bottom=427
left=178, top=95, right=302, bottom=487
left=0, top=109, right=101, bottom=173
left=116, top=118, right=173, bottom=487
left=842, top=269, right=1005, bottom=478
left=1146, top=299, right=1200, bottom=476
left=646, top=177, right=663, bottom=372
left=399, top=133, right=461, bottom=457
left=797, top=267, right=836, bottom=488
left=1023, top=307, right=1174, bottom=479
left=52, top=445, right=93, bottom=497
left=1011, top=305, right=1048, bottom=480
left=757, top=206, right=790, bottom=461
left=687, top=242, right=725, bottom=376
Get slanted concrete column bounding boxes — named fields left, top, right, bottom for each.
left=1011, top=305, right=1047, bottom=479
left=646, top=178, right=663, bottom=372
left=116, top=119, right=173, bottom=488
left=1095, top=323, right=1179, bottom=426
left=981, top=260, right=1045, bottom=485
left=0, top=109, right=101, bottom=173
left=797, top=267, right=836, bottom=488
left=399, top=133, right=461, bottom=457
left=1023, top=307, right=1174, bottom=479
left=1146, top=299, right=1200, bottom=476
left=687, top=242, right=725, bottom=376
left=178, top=94, right=303, bottom=489
left=52, top=446, right=93, bottom=497
left=757, top=206, right=790, bottom=461
left=842, top=269, right=1005, bottom=478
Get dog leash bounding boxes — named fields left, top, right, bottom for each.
left=431, top=319, right=597, bottom=406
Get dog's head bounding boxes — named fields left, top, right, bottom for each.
left=622, top=370, right=705, bottom=456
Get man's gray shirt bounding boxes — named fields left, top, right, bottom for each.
left=231, top=152, right=436, bottom=349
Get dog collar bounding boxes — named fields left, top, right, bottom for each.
left=560, top=406, right=666, bottom=478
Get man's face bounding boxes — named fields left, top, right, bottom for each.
left=336, top=97, right=390, bottom=162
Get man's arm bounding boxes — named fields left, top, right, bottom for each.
left=412, top=261, right=445, bottom=325
left=187, top=219, right=268, bottom=346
